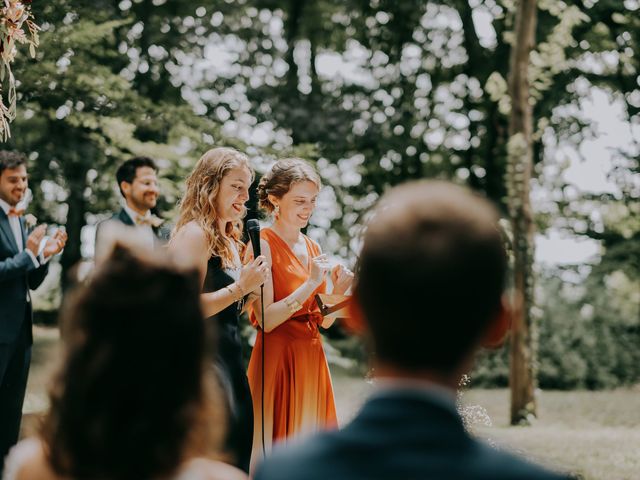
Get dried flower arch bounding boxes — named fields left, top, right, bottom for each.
left=0, top=0, right=39, bottom=141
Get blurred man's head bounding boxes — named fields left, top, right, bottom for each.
left=116, top=157, right=159, bottom=213
left=44, top=241, right=221, bottom=479
left=354, top=181, right=508, bottom=379
left=0, top=150, right=27, bottom=206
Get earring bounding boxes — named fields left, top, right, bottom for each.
left=274, top=204, right=280, bottom=217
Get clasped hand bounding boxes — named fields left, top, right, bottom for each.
left=309, top=254, right=331, bottom=285
left=238, top=255, right=270, bottom=293
left=331, top=264, right=354, bottom=294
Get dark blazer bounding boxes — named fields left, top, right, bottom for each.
left=255, top=388, right=573, bottom=480
left=0, top=210, right=49, bottom=344
left=96, top=208, right=170, bottom=249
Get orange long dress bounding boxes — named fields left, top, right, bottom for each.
left=247, top=228, right=337, bottom=471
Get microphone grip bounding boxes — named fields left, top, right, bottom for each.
left=246, top=219, right=261, bottom=259
left=249, top=230, right=261, bottom=259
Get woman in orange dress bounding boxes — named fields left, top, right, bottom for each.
left=247, top=159, right=353, bottom=472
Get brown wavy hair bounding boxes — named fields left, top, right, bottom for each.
left=257, top=158, right=321, bottom=215
left=174, top=147, right=254, bottom=267
left=41, top=243, right=225, bottom=480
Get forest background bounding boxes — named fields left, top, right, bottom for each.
left=6, top=0, right=639, bottom=391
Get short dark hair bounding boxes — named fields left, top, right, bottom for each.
left=42, top=244, right=221, bottom=480
left=0, top=150, right=26, bottom=175
left=115, top=156, right=157, bottom=197
left=355, top=181, right=507, bottom=373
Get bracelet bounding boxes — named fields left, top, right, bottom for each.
left=284, top=297, right=302, bottom=315
left=225, top=283, right=244, bottom=302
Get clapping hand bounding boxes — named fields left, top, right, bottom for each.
left=26, top=225, right=47, bottom=256
left=42, top=228, right=68, bottom=258
left=331, top=264, right=354, bottom=295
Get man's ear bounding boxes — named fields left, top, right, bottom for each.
left=120, top=181, right=131, bottom=198
left=481, top=295, right=512, bottom=349
left=343, top=291, right=367, bottom=335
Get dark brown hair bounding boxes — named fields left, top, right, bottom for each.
left=0, top=150, right=26, bottom=175
left=355, top=181, right=507, bottom=373
left=42, top=244, right=222, bottom=480
left=115, top=156, right=158, bottom=197
left=257, top=158, right=321, bottom=214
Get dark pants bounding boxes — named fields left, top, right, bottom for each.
left=0, top=310, right=32, bottom=474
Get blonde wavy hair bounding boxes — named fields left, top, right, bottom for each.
left=256, top=158, right=321, bottom=215
left=174, top=147, right=254, bottom=268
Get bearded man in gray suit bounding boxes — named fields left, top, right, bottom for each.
left=95, top=157, right=169, bottom=260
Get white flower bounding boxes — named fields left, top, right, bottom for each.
left=24, top=213, right=37, bottom=228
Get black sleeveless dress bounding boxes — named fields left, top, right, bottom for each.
left=202, top=256, right=253, bottom=473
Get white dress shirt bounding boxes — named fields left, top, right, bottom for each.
left=0, top=198, right=48, bottom=301
left=123, top=204, right=156, bottom=250
left=0, top=198, right=40, bottom=268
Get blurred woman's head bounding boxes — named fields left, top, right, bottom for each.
left=42, top=243, right=223, bottom=480
left=175, top=147, right=253, bottom=266
left=257, top=158, right=321, bottom=229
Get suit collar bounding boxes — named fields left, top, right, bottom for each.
left=0, top=206, right=20, bottom=253
left=0, top=197, right=12, bottom=215
left=369, top=386, right=458, bottom=414
left=20, top=215, right=26, bottom=246
left=123, top=204, right=153, bottom=225
left=355, top=387, right=465, bottom=435
left=117, top=208, right=135, bottom=226
left=116, top=208, right=167, bottom=245
left=373, top=378, right=457, bottom=405
left=0, top=198, right=28, bottom=247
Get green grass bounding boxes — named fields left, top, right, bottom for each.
left=24, top=331, right=640, bottom=479
left=330, top=368, right=640, bottom=480
left=24, top=327, right=60, bottom=413
left=461, top=389, right=640, bottom=480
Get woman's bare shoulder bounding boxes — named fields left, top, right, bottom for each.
left=4, top=438, right=60, bottom=480
left=5, top=440, right=247, bottom=480
left=174, top=220, right=207, bottom=240
left=170, top=221, right=208, bottom=251
left=178, top=458, right=249, bottom=480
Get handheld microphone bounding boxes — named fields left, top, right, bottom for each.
left=246, top=219, right=261, bottom=259
left=246, top=218, right=266, bottom=456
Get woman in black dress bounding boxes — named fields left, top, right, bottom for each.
left=169, top=147, right=269, bottom=472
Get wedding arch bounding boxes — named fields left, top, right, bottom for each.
left=0, top=0, right=39, bottom=141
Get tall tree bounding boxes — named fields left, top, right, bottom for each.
left=8, top=1, right=232, bottom=291
left=507, top=0, right=538, bottom=425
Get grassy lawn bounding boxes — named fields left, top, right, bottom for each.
left=461, top=388, right=640, bottom=480
left=24, top=329, right=640, bottom=479
left=331, top=368, right=640, bottom=480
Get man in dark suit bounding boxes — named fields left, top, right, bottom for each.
left=256, top=181, right=572, bottom=480
left=0, top=151, right=66, bottom=473
left=96, top=157, right=169, bottom=257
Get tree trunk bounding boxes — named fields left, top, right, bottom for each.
left=284, top=0, right=304, bottom=93
left=60, top=152, right=89, bottom=293
left=507, top=0, right=538, bottom=425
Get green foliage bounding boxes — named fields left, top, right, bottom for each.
left=5, top=0, right=236, bottom=288
left=473, top=263, right=640, bottom=390
left=3, top=0, right=638, bottom=388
